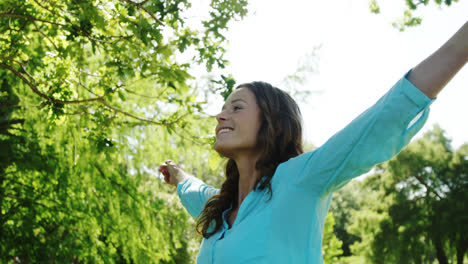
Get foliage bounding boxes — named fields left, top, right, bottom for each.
left=0, top=73, right=222, bottom=263
left=329, top=180, right=361, bottom=257
left=0, top=0, right=248, bottom=262
left=343, top=125, right=468, bottom=264
left=210, top=74, right=236, bottom=101
left=322, top=212, right=344, bottom=263
left=368, top=0, right=460, bottom=31
left=0, top=0, right=248, bottom=129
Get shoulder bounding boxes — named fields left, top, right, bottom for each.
left=282, top=150, right=318, bottom=169
left=273, top=151, right=318, bottom=181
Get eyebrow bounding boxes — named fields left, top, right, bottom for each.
left=222, top=99, right=247, bottom=110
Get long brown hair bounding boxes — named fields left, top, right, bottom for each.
left=196, top=81, right=304, bottom=238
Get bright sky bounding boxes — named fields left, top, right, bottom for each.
left=211, top=0, right=468, bottom=149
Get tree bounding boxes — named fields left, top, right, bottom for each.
left=322, top=212, right=344, bottom=263
left=345, top=125, right=468, bottom=264
left=0, top=0, right=247, bottom=129
left=368, top=0, right=461, bottom=31
left=1, top=0, right=248, bottom=262
left=329, top=180, right=362, bottom=257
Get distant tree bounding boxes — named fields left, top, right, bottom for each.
left=322, top=212, right=344, bottom=263
left=346, top=125, right=468, bottom=264
left=329, top=180, right=362, bottom=257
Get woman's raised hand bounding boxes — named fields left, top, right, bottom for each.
left=158, top=160, right=189, bottom=187
left=407, top=20, right=468, bottom=99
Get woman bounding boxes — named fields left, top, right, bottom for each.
left=159, top=21, right=468, bottom=263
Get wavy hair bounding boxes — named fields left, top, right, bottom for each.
left=196, top=81, right=304, bottom=238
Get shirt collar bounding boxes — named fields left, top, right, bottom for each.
left=220, top=175, right=269, bottom=228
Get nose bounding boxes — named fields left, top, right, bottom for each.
left=215, top=109, right=228, bottom=123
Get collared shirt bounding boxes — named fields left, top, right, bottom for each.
left=177, top=72, right=434, bottom=263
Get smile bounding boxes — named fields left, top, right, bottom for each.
left=218, top=128, right=233, bottom=135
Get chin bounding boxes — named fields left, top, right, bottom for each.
left=214, top=141, right=234, bottom=158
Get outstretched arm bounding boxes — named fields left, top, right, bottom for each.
left=286, top=21, right=467, bottom=196
left=159, top=160, right=219, bottom=219
left=408, top=21, right=468, bottom=99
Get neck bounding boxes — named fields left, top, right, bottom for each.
left=234, top=154, right=261, bottom=209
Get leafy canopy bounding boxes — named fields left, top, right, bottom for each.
left=1, top=0, right=248, bottom=263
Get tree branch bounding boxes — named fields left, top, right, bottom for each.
left=32, top=20, right=58, bottom=50
left=0, top=62, right=102, bottom=104
left=1, top=61, right=191, bottom=127
left=0, top=55, right=27, bottom=67
left=86, top=34, right=135, bottom=44
left=121, top=0, right=164, bottom=26
left=75, top=79, right=101, bottom=97
left=0, top=104, right=41, bottom=110
left=32, top=0, right=58, bottom=17
left=414, top=173, right=443, bottom=200
left=0, top=19, right=29, bottom=34
left=77, top=69, right=101, bottom=78
left=120, top=86, right=165, bottom=99
left=0, top=11, right=134, bottom=44
left=177, top=125, right=213, bottom=146
left=0, top=119, right=25, bottom=128
left=93, top=164, right=141, bottom=204
left=97, top=98, right=166, bottom=125
left=0, top=12, right=65, bottom=27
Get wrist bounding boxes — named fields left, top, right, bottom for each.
left=176, top=174, right=189, bottom=185
left=450, top=21, right=468, bottom=63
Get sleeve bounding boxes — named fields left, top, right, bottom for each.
left=176, top=176, right=220, bottom=219
left=288, top=71, right=435, bottom=196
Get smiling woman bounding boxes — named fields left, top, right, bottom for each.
left=213, top=88, right=262, bottom=160
left=203, top=82, right=303, bottom=233
left=158, top=21, right=468, bottom=264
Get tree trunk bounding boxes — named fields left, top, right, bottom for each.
left=433, top=236, right=449, bottom=264
left=456, top=241, right=467, bottom=264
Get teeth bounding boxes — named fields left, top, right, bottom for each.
left=218, top=128, right=232, bottom=134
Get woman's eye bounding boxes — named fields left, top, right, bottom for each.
left=233, top=106, right=242, bottom=111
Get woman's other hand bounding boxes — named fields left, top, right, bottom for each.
left=158, top=160, right=189, bottom=187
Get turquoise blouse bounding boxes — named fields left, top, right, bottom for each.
left=177, top=73, right=434, bottom=263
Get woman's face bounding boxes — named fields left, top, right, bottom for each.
left=214, top=88, right=262, bottom=159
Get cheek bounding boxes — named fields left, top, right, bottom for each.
left=254, top=115, right=263, bottom=134
left=250, top=118, right=263, bottom=143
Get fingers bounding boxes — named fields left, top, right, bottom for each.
left=160, top=160, right=184, bottom=187
left=165, top=160, right=177, bottom=166
left=158, top=165, right=168, bottom=175
left=158, top=164, right=166, bottom=172
left=164, top=173, right=170, bottom=184
left=165, top=160, right=180, bottom=173
left=158, top=164, right=170, bottom=183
